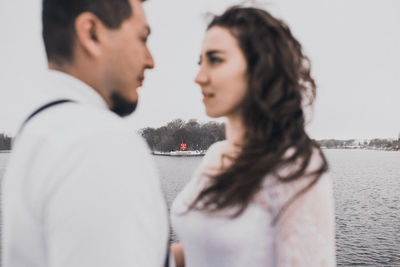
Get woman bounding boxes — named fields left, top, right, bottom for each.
left=170, top=6, right=336, bottom=267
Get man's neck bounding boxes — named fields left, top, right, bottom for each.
left=48, top=62, right=111, bottom=108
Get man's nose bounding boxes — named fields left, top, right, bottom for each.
left=145, top=47, right=155, bottom=69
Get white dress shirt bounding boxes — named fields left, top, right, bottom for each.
left=171, top=140, right=336, bottom=267
left=2, top=70, right=168, bottom=267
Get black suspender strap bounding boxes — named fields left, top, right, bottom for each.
left=164, top=245, right=170, bottom=267
left=17, top=99, right=76, bottom=137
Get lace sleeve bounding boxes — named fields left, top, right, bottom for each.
left=273, top=174, right=336, bottom=266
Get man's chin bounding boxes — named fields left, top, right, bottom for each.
left=110, top=92, right=138, bottom=117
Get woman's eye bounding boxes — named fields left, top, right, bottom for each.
left=209, top=57, right=223, bottom=64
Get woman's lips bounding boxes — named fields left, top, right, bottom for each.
left=202, top=92, right=215, bottom=102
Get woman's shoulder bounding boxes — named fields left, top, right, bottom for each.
left=186, top=140, right=232, bottom=189
left=185, top=140, right=228, bottom=183
left=205, top=140, right=229, bottom=158
left=171, top=141, right=229, bottom=213
left=198, top=140, right=229, bottom=170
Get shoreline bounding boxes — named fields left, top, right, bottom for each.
left=152, top=150, right=206, bottom=157
left=1, top=148, right=398, bottom=154
left=321, top=147, right=399, bottom=152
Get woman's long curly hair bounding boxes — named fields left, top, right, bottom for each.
left=189, top=6, right=329, bottom=224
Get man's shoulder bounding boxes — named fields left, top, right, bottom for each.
left=18, top=103, right=146, bottom=151
left=51, top=102, right=123, bottom=129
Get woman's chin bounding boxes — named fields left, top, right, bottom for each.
left=205, top=109, right=223, bottom=118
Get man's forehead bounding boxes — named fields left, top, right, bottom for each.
left=131, top=0, right=146, bottom=16
left=130, top=0, right=149, bottom=29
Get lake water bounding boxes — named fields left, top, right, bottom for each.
left=0, top=150, right=399, bottom=266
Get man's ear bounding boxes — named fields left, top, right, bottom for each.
left=74, top=12, right=108, bottom=58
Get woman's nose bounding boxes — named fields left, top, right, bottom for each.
left=195, top=67, right=208, bottom=85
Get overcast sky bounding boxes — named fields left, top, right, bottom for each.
left=0, top=0, right=399, bottom=139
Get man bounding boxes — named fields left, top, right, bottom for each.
left=2, top=0, right=168, bottom=266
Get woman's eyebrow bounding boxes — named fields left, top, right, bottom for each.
left=205, top=50, right=225, bottom=57
left=199, top=50, right=226, bottom=63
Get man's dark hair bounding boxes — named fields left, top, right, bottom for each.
left=42, top=0, right=133, bottom=65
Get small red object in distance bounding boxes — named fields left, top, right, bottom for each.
left=180, top=143, right=187, bottom=151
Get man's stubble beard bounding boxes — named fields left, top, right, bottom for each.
left=110, top=91, right=138, bottom=117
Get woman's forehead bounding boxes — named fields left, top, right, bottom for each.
left=202, top=27, right=239, bottom=53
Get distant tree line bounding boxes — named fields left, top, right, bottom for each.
left=0, top=133, right=12, bottom=150
left=367, top=138, right=400, bottom=150
left=317, top=139, right=358, bottom=148
left=317, top=138, right=400, bottom=151
left=139, top=119, right=225, bottom=152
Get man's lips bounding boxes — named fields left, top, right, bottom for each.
left=138, top=76, right=144, bottom=85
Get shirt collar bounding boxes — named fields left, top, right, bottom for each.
left=46, top=70, right=109, bottom=110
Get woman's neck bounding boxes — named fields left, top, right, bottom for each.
left=225, top=115, right=245, bottom=147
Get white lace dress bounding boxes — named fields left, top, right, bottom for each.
left=170, top=141, right=336, bottom=267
